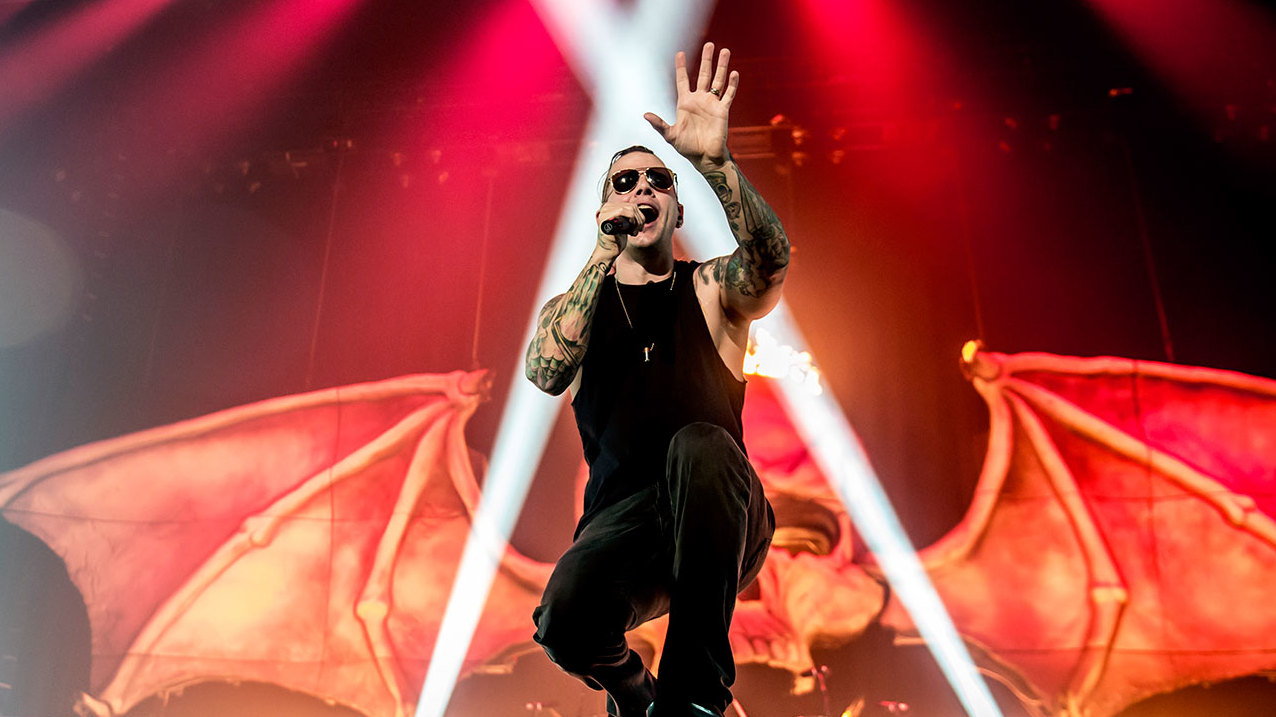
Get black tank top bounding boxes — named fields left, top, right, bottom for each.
left=571, top=260, right=746, bottom=534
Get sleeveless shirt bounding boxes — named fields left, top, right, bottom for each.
left=571, top=260, right=746, bottom=534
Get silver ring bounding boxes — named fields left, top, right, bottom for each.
left=709, top=87, right=721, bottom=97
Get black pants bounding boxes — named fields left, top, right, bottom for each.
left=532, top=422, right=774, bottom=716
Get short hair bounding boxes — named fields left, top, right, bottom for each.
left=599, top=145, right=661, bottom=201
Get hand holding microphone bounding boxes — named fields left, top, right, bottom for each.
left=601, top=214, right=640, bottom=236
left=595, top=203, right=654, bottom=257
left=597, top=203, right=655, bottom=237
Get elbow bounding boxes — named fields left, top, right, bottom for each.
left=524, top=366, right=551, bottom=394
left=525, top=366, right=569, bottom=396
left=538, top=378, right=569, bottom=397
left=769, top=231, right=791, bottom=269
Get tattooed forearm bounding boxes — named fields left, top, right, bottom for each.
left=704, top=163, right=790, bottom=300
left=704, top=170, right=743, bottom=236
left=525, top=256, right=611, bottom=395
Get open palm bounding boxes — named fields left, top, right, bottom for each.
left=644, top=43, right=739, bottom=172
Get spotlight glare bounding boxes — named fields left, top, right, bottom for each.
left=413, top=3, right=713, bottom=716
left=420, top=1, right=1003, bottom=715
left=0, top=0, right=169, bottom=133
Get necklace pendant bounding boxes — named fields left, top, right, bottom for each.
left=643, top=344, right=654, bottom=362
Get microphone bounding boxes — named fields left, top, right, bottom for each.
left=601, top=215, right=637, bottom=236
left=601, top=207, right=657, bottom=236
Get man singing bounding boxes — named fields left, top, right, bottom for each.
left=525, top=43, right=790, bottom=717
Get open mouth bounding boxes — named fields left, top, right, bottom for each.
left=638, top=204, right=658, bottom=226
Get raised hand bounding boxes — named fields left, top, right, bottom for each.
left=644, top=42, right=738, bottom=172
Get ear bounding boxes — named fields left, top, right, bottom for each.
left=676, top=204, right=684, bottom=228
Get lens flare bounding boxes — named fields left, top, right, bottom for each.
left=0, top=209, right=81, bottom=349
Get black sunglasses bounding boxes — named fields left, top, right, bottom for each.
left=608, top=166, right=677, bottom=195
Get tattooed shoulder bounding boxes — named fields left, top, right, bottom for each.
left=695, top=260, right=718, bottom=288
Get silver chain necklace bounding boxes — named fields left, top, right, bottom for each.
left=614, top=269, right=676, bottom=363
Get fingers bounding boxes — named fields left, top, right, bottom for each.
left=721, top=70, right=740, bottom=106
left=688, top=43, right=734, bottom=101
left=674, top=51, right=689, bottom=96
left=695, top=42, right=714, bottom=92
left=596, top=203, right=642, bottom=247
left=643, top=112, right=671, bottom=137
left=598, top=202, right=644, bottom=225
left=710, top=47, right=731, bottom=94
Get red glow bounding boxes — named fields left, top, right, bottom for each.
left=796, top=0, right=931, bottom=111
left=409, top=0, right=571, bottom=143
left=0, top=2, right=30, bottom=30
left=303, top=0, right=574, bottom=388
left=112, top=0, right=361, bottom=188
left=0, top=0, right=169, bottom=134
left=1084, top=0, right=1276, bottom=110
left=793, top=0, right=954, bottom=232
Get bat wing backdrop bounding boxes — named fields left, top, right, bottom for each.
left=0, top=371, right=551, bottom=717
left=4, top=350, right=1276, bottom=717
left=890, top=348, right=1276, bottom=716
left=625, top=348, right=1276, bottom=717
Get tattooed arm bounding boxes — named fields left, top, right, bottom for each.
left=525, top=248, right=616, bottom=395
left=642, top=43, right=790, bottom=321
left=525, top=197, right=643, bottom=395
left=697, top=158, right=790, bottom=320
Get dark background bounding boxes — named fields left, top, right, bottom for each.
left=1, top=0, right=1273, bottom=715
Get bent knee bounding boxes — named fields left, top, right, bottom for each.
left=532, top=601, right=612, bottom=674
left=668, top=422, right=736, bottom=459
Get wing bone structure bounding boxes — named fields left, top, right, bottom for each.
left=698, top=351, right=1276, bottom=717
left=0, top=371, right=551, bottom=717
left=6, top=352, right=1276, bottom=717
left=894, top=348, right=1276, bottom=717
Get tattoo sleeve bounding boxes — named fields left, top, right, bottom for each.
left=524, top=253, right=613, bottom=395
left=701, top=161, right=790, bottom=311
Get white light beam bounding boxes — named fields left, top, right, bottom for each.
left=418, top=0, right=1004, bottom=714
left=676, top=198, right=1004, bottom=717
left=756, top=308, right=1004, bottom=717
left=413, top=2, right=712, bottom=716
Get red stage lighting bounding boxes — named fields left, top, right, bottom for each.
left=100, top=0, right=362, bottom=192
left=1083, top=0, right=1276, bottom=115
left=0, top=0, right=169, bottom=134
left=795, top=0, right=929, bottom=111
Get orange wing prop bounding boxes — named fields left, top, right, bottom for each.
left=894, top=348, right=1276, bottom=716
left=0, top=371, right=551, bottom=717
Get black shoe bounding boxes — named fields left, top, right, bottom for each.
left=604, top=664, right=656, bottom=717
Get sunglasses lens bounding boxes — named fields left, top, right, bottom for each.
left=646, top=168, right=674, bottom=190
left=611, top=170, right=638, bottom=194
